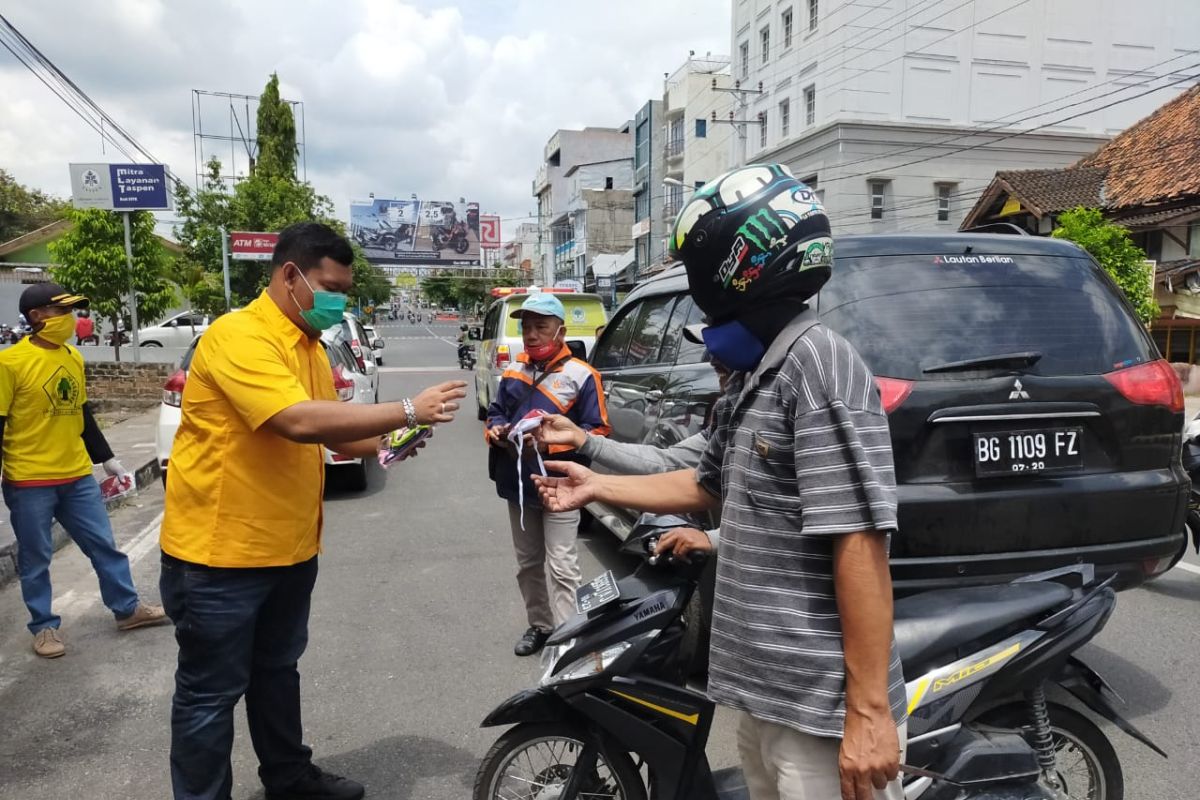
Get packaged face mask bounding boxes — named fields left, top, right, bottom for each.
left=378, top=425, right=432, bottom=468
left=509, top=410, right=548, bottom=528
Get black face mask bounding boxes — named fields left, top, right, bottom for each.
left=736, top=297, right=810, bottom=349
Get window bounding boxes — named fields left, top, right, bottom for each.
left=625, top=295, right=676, bottom=367
left=695, top=180, right=706, bottom=189
left=759, top=109, right=768, bottom=149
left=779, top=99, right=791, bottom=138
left=739, top=41, right=749, bottom=80
left=695, top=118, right=707, bottom=138
left=605, top=176, right=614, bottom=190
left=808, top=0, right=819, bottom=31
left=761, top=26, right=770, bottom=65
left=782, top=7, right=794, bottom=49
left=591, top=302, right=642, bottom=368
left=804, top=84, right=816, bottom=126
left=936, top=184, right=954, bottom=222
left=869, top=180, right=887, bottom=220
left=671, top=296, right=709, bottom=365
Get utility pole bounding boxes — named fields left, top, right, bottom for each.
left=711, top=79, right=765, bottom=168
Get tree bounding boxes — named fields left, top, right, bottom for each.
left=254, top=73, right=297, bottom=180
left=0, top=169, right=67, bottom=242
left=48, top=208, right=177, bottom=360
left=349, top=245, right=393, bottom=309
left=1052, top=207, right=1158, bottom=324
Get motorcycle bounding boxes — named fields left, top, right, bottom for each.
left=473, top=516, right=1164, bottom=800
left=354, top=222, right=414, bottom=252
left=1179, top=415, right=1200, bottom=566
left=458, top=343, right=476, bottom=371
left=105, top=329, right=130, bottom=347
left=432, top=220, right=471, bottom=255
left=0, top=323, right=15, bottom=345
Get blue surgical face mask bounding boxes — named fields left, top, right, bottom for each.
left=702, top=320, right=765, bottom=373
left=290, top=267, right=348, bottom=331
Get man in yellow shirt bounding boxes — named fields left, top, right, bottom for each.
left=160, top=222, right=466, bottom=800
left=0, top=283, right=166, bottom=659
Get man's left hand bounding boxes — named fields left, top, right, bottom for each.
left=839, top=706, right=900, bottom=800
left=102, top=458, right=134, bottom=491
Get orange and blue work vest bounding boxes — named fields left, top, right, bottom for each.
left=486, top=343, right=610, bottom=506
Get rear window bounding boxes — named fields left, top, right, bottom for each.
left=819, top=255, right=1155, bottom=380
left=503, top=296, right=607, bottom=338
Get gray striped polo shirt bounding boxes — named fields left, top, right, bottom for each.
left=696, top=320, right=907, bottom=738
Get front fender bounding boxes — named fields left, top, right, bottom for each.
left=481, top=688, right=572, bottom=728
left=1054, top=656, right=1167, bottom=758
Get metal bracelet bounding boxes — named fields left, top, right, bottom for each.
left=402, top=397, right=417, bottom=428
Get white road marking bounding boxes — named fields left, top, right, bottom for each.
left=422, top=324, right=458, bottom=346
left=1174, top=561, right=1200, bottom=576
left=378, top=366, right=464, bottom=374
left=123, top=511, right=166, bottom=564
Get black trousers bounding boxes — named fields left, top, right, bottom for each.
left=160, top=552, right=318, bottom=800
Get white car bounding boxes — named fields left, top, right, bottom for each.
left=362, top=323, right=384, bottom=365
left=139, top=311, right=213, bottom=348
left=157, top=332, right=378, bottom=492
left=324, top=314, right=380, bottom=402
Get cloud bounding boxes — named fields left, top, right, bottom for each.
left=0, top=0, right=730, bottom=234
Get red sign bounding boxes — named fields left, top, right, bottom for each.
left=479, top=215, right=501, bottom=249
left=229, top=231, right=279, bottom=261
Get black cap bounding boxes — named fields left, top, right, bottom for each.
left=19, top=283, right=89, bottom=317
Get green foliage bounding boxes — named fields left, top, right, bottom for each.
left=0, top=169, right=67, bottom=242
left=48, top=208, right=176, bottom=359
left=420, top=270, right=521, bottom=313
left=349, top=244, right=393, bottom=309
left=254, top=73, right=297, bottom=180
left=1052, top=207, right=1158, bottom=324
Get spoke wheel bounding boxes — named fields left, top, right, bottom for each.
left=983, top=703, right=1123, bottom=800
left=474, top=722, right=646, bottom=800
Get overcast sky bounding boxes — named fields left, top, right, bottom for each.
left=1, top=0, right=731, bottom=235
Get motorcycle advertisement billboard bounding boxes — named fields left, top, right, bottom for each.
left=350, top=197, right=481, bottom=266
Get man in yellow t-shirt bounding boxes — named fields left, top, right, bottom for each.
left=0, top=283, right=166, bottom=659
left=159, top=222, right=466, bottom=800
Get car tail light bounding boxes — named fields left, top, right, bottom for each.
left=875, top=377, right=914, bottom=414
left=1103, top=360, right=1184, bottom=412
left=496, top=344, right=511, bottom=368
left=349, top=339, right=367, bottom=372
left=163, top=369, right=187, bottom=408
left=332, top=365, right=355, bottom=402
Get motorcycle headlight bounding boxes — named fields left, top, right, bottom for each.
left=540, top=631, right=658, bottom=686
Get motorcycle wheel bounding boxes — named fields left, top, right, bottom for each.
left=982, top=703, right=1122, bottom=800
left=454, top=237, right=470, bottom=254
left=473, top=721, right=646, bottom=800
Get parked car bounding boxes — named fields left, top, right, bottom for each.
left=589, top=233, right=1188, bottom=593
left=362, top=323, right=384, bottom=365
left=328, top=313, right=379, bottom=403
left=474, top=288, right=608, bottom=420
left=139, top=311, right=213, bottom=348
left=157, top=331, right=378, bottom=492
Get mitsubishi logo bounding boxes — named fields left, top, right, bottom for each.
left=1008, top=379, right=1030, bottom=401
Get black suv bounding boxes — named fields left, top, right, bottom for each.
left=588, top=233, right=1188, bottom=591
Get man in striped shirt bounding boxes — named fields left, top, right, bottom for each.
left=536, top=165, right=904, bottom=800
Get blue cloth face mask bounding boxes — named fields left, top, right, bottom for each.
left=291, top=267, right=348, bottom=332
left=702, top=319, right=766, bottom=373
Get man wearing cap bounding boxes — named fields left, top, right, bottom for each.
left=485, top=292, right=610, bottom=656
left=0, top=283, right=166, bottom=659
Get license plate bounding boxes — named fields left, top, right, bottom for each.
left=576, top=570, right=620, bottom=613
left=973, top=427, right=1084, bottom=478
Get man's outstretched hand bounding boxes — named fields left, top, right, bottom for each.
left=533, top=461, right=597, bottom=511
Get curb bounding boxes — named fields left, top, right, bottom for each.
left=0, top=457, right=162, bottom=591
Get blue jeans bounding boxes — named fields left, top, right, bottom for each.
left=3, top=477, right=139, bottom=634
left=160, top=553, right=317, bottom=800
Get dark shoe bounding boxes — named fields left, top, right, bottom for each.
left=266, top=765, right=364, bottom=800
left=514, top=626, right=550, bottom=657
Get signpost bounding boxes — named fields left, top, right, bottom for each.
left=479, top=215, right=501, bottom=250
left=227, top=231, right=280, bottom=312
left=69, top=163, right=173, bottom=362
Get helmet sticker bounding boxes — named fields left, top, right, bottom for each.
left=716, top=237, right=750, bottom=286
left=800, top=237, right=834, bottom=270
left=736, top=209, right=789, bottom=251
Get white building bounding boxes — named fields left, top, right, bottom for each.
left=662, top=55, right=736, bottom=238
left=731, top=0, right=1200, bottom=233
left=502, top=222, right=539, bottom=272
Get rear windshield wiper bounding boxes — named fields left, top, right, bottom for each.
left=922, top=351, right=1043, bottom=374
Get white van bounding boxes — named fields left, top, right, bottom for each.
left=473, top=288, right=608, bottom=420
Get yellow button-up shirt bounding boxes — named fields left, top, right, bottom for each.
left=161, top=292, right=336, bottom=567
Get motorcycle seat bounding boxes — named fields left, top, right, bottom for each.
left=893, top=582, right=1072, bottom=673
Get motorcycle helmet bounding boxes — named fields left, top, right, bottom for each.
left=668, top=164, right=832, bottom=322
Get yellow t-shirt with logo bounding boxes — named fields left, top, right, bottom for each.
left=0, top=339, right=92, bottom=482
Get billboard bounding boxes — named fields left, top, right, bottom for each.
left=350, top=197, right=481, bottom=266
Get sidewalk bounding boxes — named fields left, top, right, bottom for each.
left=0, top=406, right=161, bottom=589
